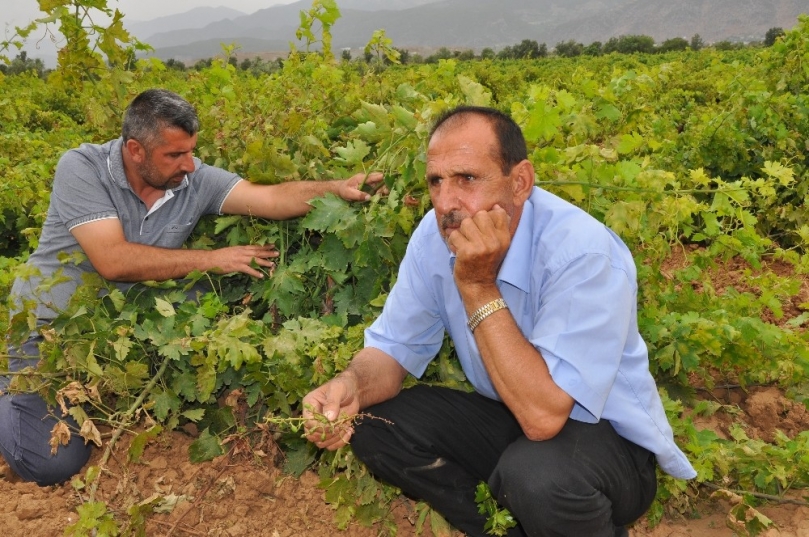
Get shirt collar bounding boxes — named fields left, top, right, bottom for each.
left=107, top=138, right=129, bottom=189
left=498, top=199, right=533, bottom=293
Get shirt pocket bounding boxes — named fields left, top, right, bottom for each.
left=150, top=221, right=194, bottom=248
left=164, top=222, right=193, bottom=234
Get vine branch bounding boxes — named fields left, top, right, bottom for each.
left=87, top=355, right=172, bottom=502
left=535, top=180, right=747, bottom=195
left=702, top=482, right=809, bottom=506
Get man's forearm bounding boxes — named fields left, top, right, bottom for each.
left=269, top=180, right=345, bottom=219
left=223, top=173, right=380, bottom=220
left=471, top=305, right=574, bottom=441
left=91, top=242, right=273, bottom=282
left=341, top=348, right=407, bottom=410
left=91, top=242, right=219, bottom=282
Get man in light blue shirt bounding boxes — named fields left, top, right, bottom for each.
left=303, top=106, right=695, bottom=536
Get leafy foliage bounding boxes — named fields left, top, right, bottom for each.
left=1, top=3, right=808, bottom=536
left=475, top=482, right=517, bottom=535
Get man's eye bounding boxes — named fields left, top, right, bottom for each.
left=463, top=175, right=475, bottom=182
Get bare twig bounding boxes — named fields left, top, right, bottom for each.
left=702, top=482, right=809, bottom=506
left=150, top=519, right=206, bottom=536
left=165, top=454, right=233, bottom=537
left=0, top=369, right=66, bottom=378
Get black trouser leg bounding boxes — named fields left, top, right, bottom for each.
left=351, top=385, right=526, bottom=537
left=489, top=420, right=657, bottom=537
left=351, top=385, right=657, bottom=537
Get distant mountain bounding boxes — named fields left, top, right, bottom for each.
left=154, top=37, right=291, bottom=62
left=127, top=6, right=247, bottom=41
left=333, top=0, right=441, bottom=11
left=545, top=0, right=809, bottom=44
left=136, top=1, right=443, bottom=49
left=137, top=0, right=808, bottom=62
left=330, top=0, right=637, bottom=50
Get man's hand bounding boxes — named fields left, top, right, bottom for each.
left=448, top=204, right=511, bottom=293
left=302, top=349, right=405, bottom=450
left=338, top=172, right=386, bottom=202
left=71, top=218, right=281, bottom=282
left=302, top=373, right=360, bottom=451
left=208, top=244, right=279, bottom=278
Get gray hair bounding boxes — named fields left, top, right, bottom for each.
left=122, top=89, right=200, bottom=150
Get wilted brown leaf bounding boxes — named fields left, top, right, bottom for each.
left=85, top=382, right=102, bottom=404
left=56, top=381, right=87, bottom=415
left=80, top=418, right=102, bottom=447
left=49, top=421, right=71, bottom=455
left=41, top=328, right=56, bottom=343
left=224, top=388, right=244, bottom=409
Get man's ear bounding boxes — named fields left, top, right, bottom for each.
left=124, top=138, right=147, bottom=164
left=511, top=159, right=535, bottom=204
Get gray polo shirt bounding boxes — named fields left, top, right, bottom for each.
left=9, top=138, right=242, bottom=322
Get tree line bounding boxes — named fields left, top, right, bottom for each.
left=1, top=27, right=788, bottom=78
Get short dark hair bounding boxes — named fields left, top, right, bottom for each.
left=429, top=106, right=527, bottom=175
left=122, top=89, right=200, bottom=149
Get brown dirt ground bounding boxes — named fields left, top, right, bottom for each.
left=2, top=387, right=809, bottom=537
left=1, top=253, right=807, bottom=537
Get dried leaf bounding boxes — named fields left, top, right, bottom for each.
left=154, top=493, right=189, bottom=514
left=224, top=388, right=244, bottom=409
left=80, top=419, right=103, bottom=447
left=57, top=381, right=87, bottom=413
left=85, top=383, right=102, bottom=404
left=711, top=488, right=743, bottom=504
left=55, top=392, right=69, bottom=416
left=49, top=421, right=71, bottom=455
left=41, top=328, right=56, bottom=343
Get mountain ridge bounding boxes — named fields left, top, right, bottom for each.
left=134, top=0, right=807, bottom=62
left=127, top=6, right=247, bottom=40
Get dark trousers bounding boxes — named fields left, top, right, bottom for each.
left=351, top=385, right=657, bottom=537
left=0, top=336, right=92, bottom=485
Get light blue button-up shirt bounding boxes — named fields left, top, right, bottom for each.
left=365, top=186, right=696, bottom=479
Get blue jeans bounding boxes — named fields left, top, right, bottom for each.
left=0, top=336, right=92, bottom=485
left=351, top=385, right=656, bottom=537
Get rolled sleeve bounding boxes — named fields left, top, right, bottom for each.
left=364, top=232, right=445, bottom=378
left=52, top=150, right=119, bottom=229
left=191, top=161, right=242, bottom=215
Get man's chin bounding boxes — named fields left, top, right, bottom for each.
left=441, top=227, right=459, bottom=238
left=439, top=228, right=458, bottom=251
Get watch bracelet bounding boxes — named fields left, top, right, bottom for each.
left=467, top=298, right=508, bottom=332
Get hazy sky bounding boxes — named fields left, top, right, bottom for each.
left=1, top=1, right=294, bottom=36
left=1, top=0, right=296, bottom=62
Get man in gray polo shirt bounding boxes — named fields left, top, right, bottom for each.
left=1, top=88, right=383, bottom=485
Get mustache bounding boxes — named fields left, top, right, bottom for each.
left=440, top=212, right=465, bottom=230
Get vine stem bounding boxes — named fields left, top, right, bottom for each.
left=87, top=355, right=172, bottom=503
left=535, top=180, right=747, bottom=195
left=702, top=482, right=809, bottom=506
left=0, top=369, right=66, bottom=378
left=164, top=454, right=232, bottom=537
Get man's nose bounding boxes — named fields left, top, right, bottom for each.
left=181, top=153, right=195, bottom=173
left=432, top=181, right=460, bottom=213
